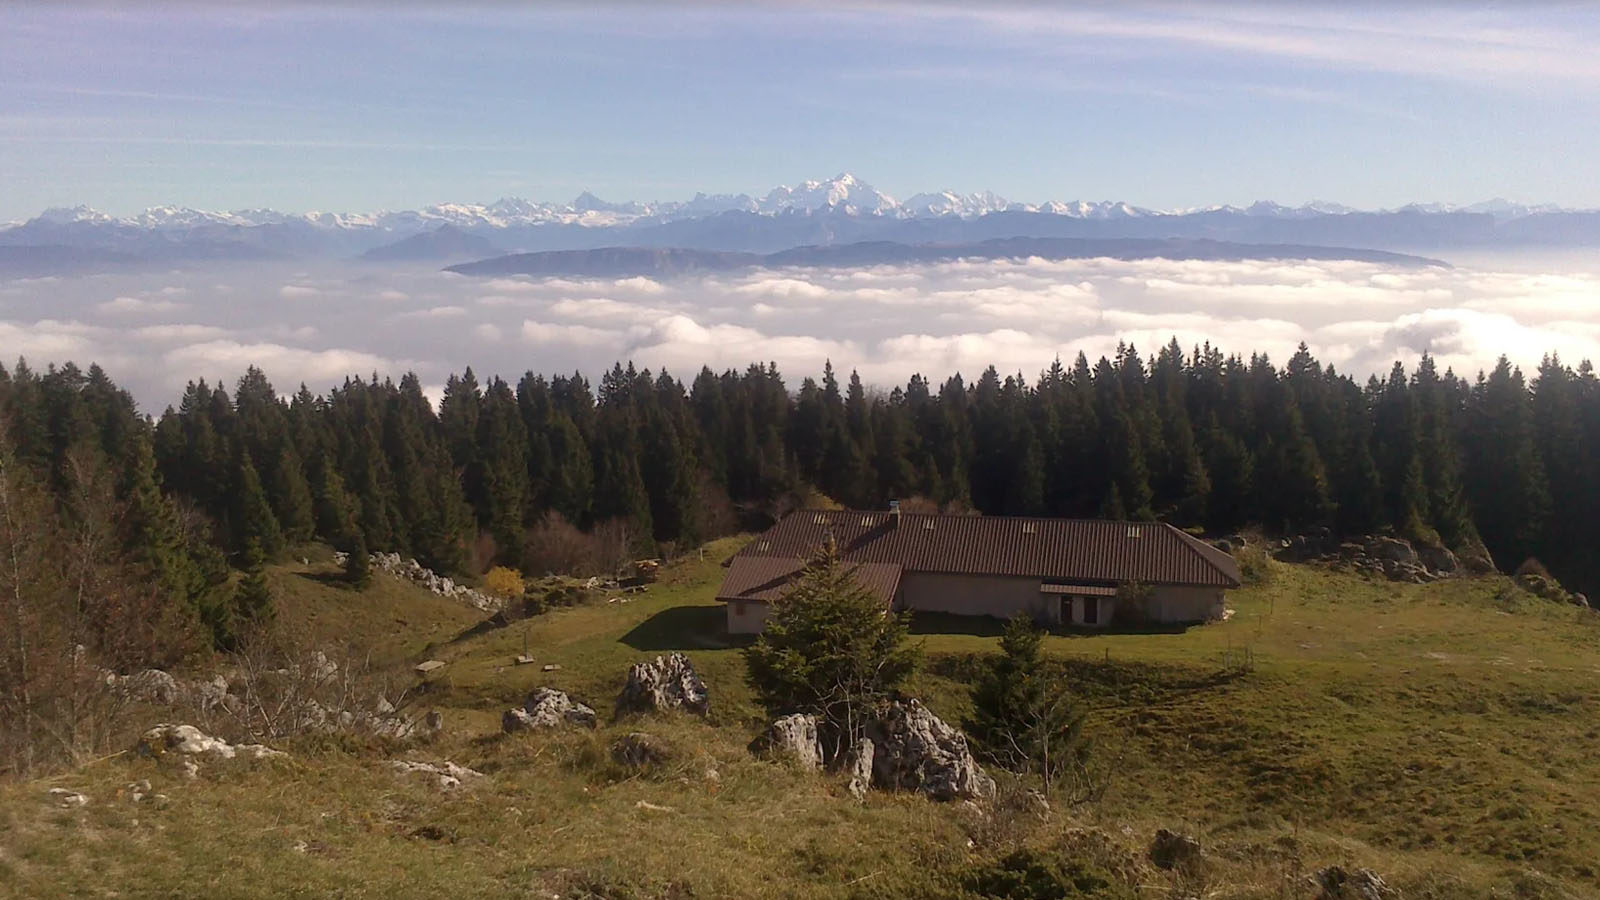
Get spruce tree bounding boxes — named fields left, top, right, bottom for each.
left=345, top=530, right=372, bottom=589
left=967, top=615, right=1088, bottom=787
left=232, top=538, right=274, bottom=637
left=231, top=454, right=284, bottom=560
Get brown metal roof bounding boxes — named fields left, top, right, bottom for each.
left=716, top=556, right=903, bottom=606
left=726, top=510, right=1241, bottom=589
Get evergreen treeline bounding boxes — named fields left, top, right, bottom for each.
left=2, top=341, right=1596, bottom=625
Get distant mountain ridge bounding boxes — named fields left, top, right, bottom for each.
left=13, top=174, right=1581, bottom=232
left=3, top=173, right=1597, bottom=276
left=445, top=237, right=1447, bottom=279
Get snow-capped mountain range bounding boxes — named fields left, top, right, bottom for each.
left=13, top=173, right=1577, bottom=234
left=3, top=173, right=1597, bottom=276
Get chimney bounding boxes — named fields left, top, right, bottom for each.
left=889, top=499, right=901, bottom=526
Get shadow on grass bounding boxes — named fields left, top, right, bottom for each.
left=296, top=571, right=359, bottom=590
left=619, top=605, right=751, bottom=651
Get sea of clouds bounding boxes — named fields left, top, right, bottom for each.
left=1, top=254, right=1596, bottom=411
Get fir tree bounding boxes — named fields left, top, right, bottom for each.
left=232, top=538, right=274, bottom=639
left=345, top=530, right=372, bottom=589
left=966, top=615, right=1089, bottom=789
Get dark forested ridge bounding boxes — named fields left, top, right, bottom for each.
left=1, top=341, right=1596, bottom=651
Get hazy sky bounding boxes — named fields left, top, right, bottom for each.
left=4, top=2, right=1600, bottom=219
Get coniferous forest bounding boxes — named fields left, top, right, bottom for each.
left=1, top=340, right=1596, bottom=658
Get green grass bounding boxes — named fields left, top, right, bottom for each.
left=3, top=541, right=1599, bottom=898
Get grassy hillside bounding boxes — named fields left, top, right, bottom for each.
left=3, top=542, right=1598, bottom=898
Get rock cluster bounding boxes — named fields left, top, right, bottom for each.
left=1515, top=572, right=1590, bottom=608
left=1310, top=866, right=1395, bottom=900
left=135, top=723, right=286, bottom=778
left=333, top=550, right=501, bottom=612
left=750, top=699, right=995, bottom=802
left=390, top=759, right=483, bottom=790
left=616, top=653, right=710, bottom=717
left=502, top=688, right=597, bottom=732
left=109, top=669, right=238, bottom=714
left=1273, top=529, right=1480, bottom=583
left=749, top=713, right=824, bottom=770
left=865, top=698, right=995, bottom=802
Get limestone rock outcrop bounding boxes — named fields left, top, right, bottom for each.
left=502, top=688, right=597, bottom=733
left=864, top=698, right=995, bottom=802
left=616, top=653, right=710, bottom=717
left=750, top=713, right=824, bottom=770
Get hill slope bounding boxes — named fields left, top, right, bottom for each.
left=4, top=546, right=1598, bottom=898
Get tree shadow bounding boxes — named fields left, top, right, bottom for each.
left=619, top=605, right=750, bottom=651
left=296, top=571, right=357, bottom=590
left=907, top=612, right=1009, bottom=636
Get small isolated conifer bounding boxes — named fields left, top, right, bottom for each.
left=744, top=535, right=919, bottom=758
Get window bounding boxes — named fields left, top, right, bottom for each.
left=734, top=600, right=746, bottom=617
left=1127, top=526, right=1142, bottom=538
left=1082, top=596, right=1099, bottom=625
left=1022, top=522, right=1037, bottom=534
left=860, top=515, right=875, bottom=526
left=813, top=514, right=827, bottom=525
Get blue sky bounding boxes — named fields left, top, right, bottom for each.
left=4, top=2, right=1599, bottom=218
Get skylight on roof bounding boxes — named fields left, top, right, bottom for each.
left=1022, top=523, right=1037, bottom=535
left=1128, top=526, right=1142, bottom=538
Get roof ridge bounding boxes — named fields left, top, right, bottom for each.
left=794, top=508, right=1166, bottom=526
left=1161, top=523, right=1242, bottom=587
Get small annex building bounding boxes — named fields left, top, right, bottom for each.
left=716, top=508, right=1241, bottom=635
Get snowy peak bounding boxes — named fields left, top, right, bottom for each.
left=37, top=205, right=117, bottom=226
left=762, top=173, right=898, bottom=215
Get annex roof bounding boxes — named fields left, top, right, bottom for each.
left=715, top=556, right=904, bottom=607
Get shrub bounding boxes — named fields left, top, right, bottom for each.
left=1110, top=581, right=1154, bottom=628
left=1236, top=544, right=1273, bottom=586
left=960, top=849, right=1134, bottom=899
left=482, top=565, right=525, bottom=599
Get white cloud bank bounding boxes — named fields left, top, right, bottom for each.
left=0, top=253, right=1596, bottom=411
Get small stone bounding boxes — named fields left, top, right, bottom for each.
left=414, top=660, right=446, bottom=675
left=634, top=800, right=676, bottom=813
left=47, top=788, right=89, bottom=808
left=513, top=655, right=536, bottom=665
left=541, top=663, right=561, bottom=672
left=1309, top=865, right=1396, bottom=900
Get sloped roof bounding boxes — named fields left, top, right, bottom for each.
left=727, top=510, right=1241, bottom=589
left=716, top=556, right=904, bottom=606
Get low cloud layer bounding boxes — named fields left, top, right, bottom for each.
left=1, top=253, right=1596, bottom=412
